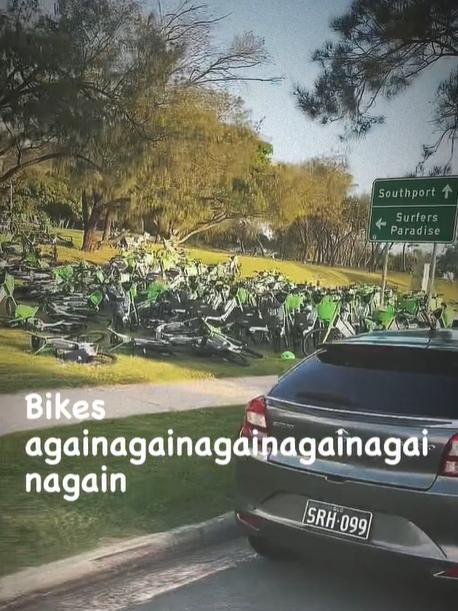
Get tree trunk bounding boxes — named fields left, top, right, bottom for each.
left=297, top=220, right=308, bottom=262
left=256, top=237, right=265, bottom=257
left=82, top=190, right=89, bottom=231
left=82, top=191, right=105, bottom=251
left=102, top=209, right=114, bottom=242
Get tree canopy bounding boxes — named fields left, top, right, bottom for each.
left=295, top=0, right=458, bottom=169
left=0, top=0, right=276, bottom=185
left=0, top=0, right=280, bottom=248
left=128, top=91, right=273, bottom=243
left=2, top=0, right=368, bottom=268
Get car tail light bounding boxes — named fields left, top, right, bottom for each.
left=236, top=511, right=261, bottom=529
left=435, top=567, right=458, bottom=580
left=440, top=433, right=458, bottom=477
left=240, top=396, right=268, bottom=438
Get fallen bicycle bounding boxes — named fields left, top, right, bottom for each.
left=28, top=331, right=116, bottom=365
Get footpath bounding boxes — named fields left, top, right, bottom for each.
left=0, top=375, right=278, bottom=436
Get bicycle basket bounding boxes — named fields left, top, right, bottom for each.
left=317, top=296, right=340, bottom=323
left=3, top=272, right=14, bottom=296
left=236, top=287, right=249, bottom=305
left=88, top=290, right=103, bottom=308
left=284, top=294, right=303, bottom=313
left=398, top=295, right=420, bottom=316
left=146, top=281, right=167, bottom=302
left=373, top=305, right=395, bottom=327
left=54, top=265, right=74, bottom=282
left=15, top=304, right=39, bottom=321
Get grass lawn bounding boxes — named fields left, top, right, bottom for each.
left=0, top=328, right=290, bottom=393
left=50, top=229, right=458, bottom=302
left=0, top=406, right=243, bottom=576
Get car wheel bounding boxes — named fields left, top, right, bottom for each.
left=248, top=536, right=294, bottom=561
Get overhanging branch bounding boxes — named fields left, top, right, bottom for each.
left=0, top=152, right=102, bottom=184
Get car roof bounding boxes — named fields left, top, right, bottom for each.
left=332, top=329, right=458, bottom=352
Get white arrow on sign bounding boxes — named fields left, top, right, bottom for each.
left=376, top=217, right=387, bottom=230
left=442, top=184, right=453, bottom=199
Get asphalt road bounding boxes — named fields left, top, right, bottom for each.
left=12, top=538, right=456, bottom=611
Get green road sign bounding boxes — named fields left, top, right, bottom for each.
left=368, top=176, right=458, bottom=243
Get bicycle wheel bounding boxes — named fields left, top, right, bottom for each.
left=74, top=331, right=106, bottom=343
left=65, top=322, right=86, bottom=334
left=223, top=350, right=250, bottom=366
left=249, top=329, right=267, bottom=346
left=242, top=346, right=264, bottom=359
left=328, top=327, right=344, bottom=342
left=90, top=352, right=117, bottom=366
left=395, top=313, right=410, bottom=329
left=113, top=315, right=125, bottom=332
left=129, top=319, right=140, bottom=331
left=109, top=331, right=120, bottom=346
left=272, top=329, right=288, bottom=353
left=302, top=327, right=343, bottom=355
left=140, top=345, right=175, bottom=358
left=51, top=321, right=86, bottom=335
left=302, top=328, right=326, bottom=356
left=291, top=331, right=303, bottom=354
left=31, top=334, right=46, bottom=352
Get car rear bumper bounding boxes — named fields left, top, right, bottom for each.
left=235, top=456, right=458, bottom=576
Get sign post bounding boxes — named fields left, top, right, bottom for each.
left=427, top=243, right=438, bottom=300
left=368, top=176, right=458, bottom=244
left=380, top=244, right=389, bottom=306
left=368, top=176, right=458, bottom=300
left=421, top=263, right=431, bottom=293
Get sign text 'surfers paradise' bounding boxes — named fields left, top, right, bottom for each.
left=368, top=177, right=458, bottom=243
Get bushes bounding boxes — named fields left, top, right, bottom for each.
left=0, top=175, right=82, bottom=228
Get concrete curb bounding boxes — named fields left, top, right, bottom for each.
left=0, top=512, right=238, bottom=609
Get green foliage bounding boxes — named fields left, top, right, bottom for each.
left=2, top=0, right=368, bottom=265
left=438, top=244, right=458, bottom=275
left=1, top=0, right=172, bottom=182
left=0, top=0, right=275, bottom=247
left=266, top=159, right=352, bottom=227
left=130, top=91, right=272, bottom=242
left=295, top=0, right=458, bottom=166
left=0, top=174, right=81, bottom=224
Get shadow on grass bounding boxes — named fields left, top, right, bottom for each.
left=0, top=328, right=289, bottom=394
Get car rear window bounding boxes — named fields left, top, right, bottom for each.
left=270, top=345, right=458, bottom=420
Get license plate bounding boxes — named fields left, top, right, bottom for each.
left=302, top=499, right=373, bottom=541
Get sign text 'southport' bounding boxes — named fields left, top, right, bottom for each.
left=368, top=176, right=458, bottom=243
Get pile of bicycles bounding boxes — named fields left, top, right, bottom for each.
left=0, top=242, right=455, bottom=366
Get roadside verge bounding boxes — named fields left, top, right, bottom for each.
left=0, top=513, right=238, bottom=609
